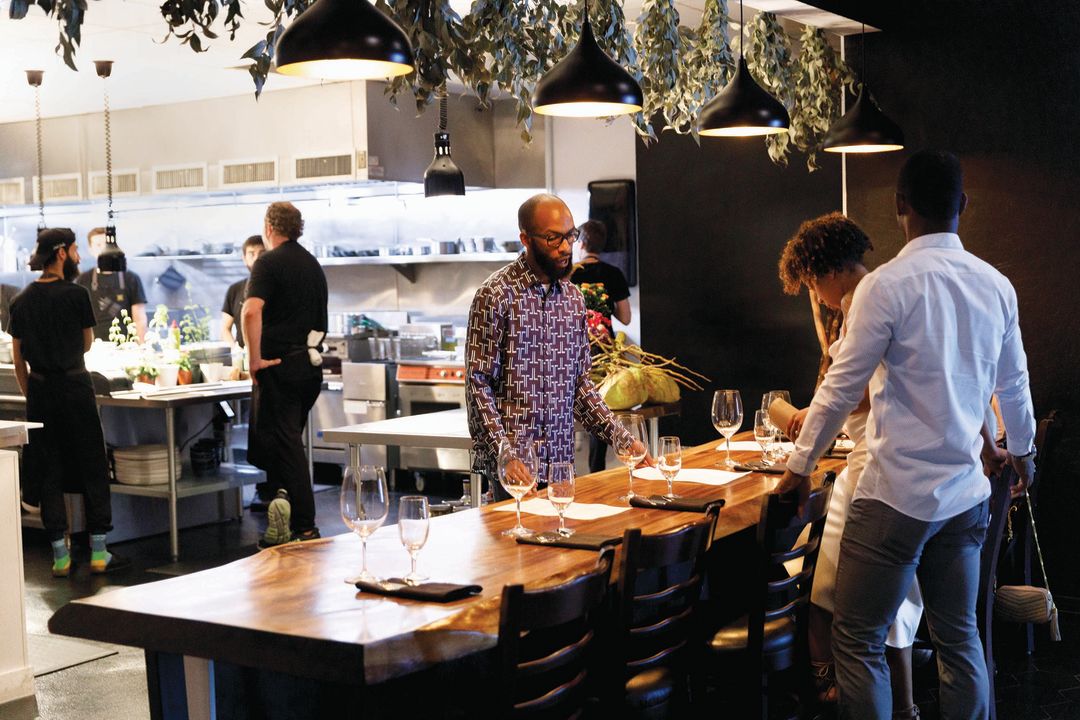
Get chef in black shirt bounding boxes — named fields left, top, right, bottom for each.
left=10, top=228, right=126, bottom=576
left=243, top=202, right=327, bottom=545
left=570, top=220, right=632, bottom=473
left=75, top=226, right=148, bottom=342
left=220, top=235, right=266, bottom=348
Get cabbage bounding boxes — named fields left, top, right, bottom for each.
left=597, top=367, right=647, bottom=410
left=643, top=367, right=681, bottom=404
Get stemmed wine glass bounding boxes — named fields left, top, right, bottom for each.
left=547, top=462, right=575, bottom=537
left=614, top=413, right=647, bottom=502
left=658, top=436, right=682, bottom=499
left=761, top=390, right=792, bottom=437
left=753, top=410, right=778, bottom=467
left=398, top=495, right=430, bottom=586
left=712, top=390, right=744, bottom=468
left=340, top=464, right=389, bottom=583
left=498, top=435, right=538, bottom=537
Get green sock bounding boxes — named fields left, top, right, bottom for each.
left=90, top=534, right=110, bottom=566
left=51, top=539, right=70, bottom=571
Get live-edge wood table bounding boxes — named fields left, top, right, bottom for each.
left=49, top=435, right=844, bottom=720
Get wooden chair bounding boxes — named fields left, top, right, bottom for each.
left=611, top=505, right=721, bottom=719
left=496, top=547, right=615, bottom=720
left=705, top=474, right=835, bottom=720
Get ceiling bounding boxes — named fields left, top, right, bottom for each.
left=0, top=0, right=868, bottom=125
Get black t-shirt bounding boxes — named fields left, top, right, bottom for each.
left=570, top=260, right=631, bottom=323
left=246, top=241, right=327, bottom=359
left=75, top=269, right=149, bottom=341
left=9, top=281, right=96, bottom=373
left=222, top=278, right=249, bottom=348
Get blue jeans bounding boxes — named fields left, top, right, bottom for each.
left=833, top=496, right=990, bottom=720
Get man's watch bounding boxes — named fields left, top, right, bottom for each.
left=1013, top=448, right=1036, bottom=460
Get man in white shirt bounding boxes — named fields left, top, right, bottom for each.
left=779, top=150, right=1036, bottom=720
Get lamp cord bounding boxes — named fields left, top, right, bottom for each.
left=438, top=85, right=447, bottom=133
left=739, top=0, right=744, bottom=59
left=34, top=85, right=45, bottom=229
left=861, top=23, right=866, bottom=88
left=103, top=75, right=114, bottom=222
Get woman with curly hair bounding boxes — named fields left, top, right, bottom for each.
left=779, top=212, right=925, bottom=719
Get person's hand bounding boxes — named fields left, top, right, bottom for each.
left=787, top=408, right=810, bottom=440
left=1008, top=452, right=1036, bottom=498
left=981, top=443, right=1008, bottom=479
left=248, top=356, right=281, bottom=384
left=778, top=469, right=811, bottom=512
left=632, top=440, right=656, bottom=468
left=503, top=457, right=534, bottom=488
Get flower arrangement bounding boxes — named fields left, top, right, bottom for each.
left=579, top=282, right=614, bottom=341
left=108, top=310, right=139, bottom=346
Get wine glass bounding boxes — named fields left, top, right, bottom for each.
left=547, top=462, right=575, bottom=537
left=340, top=464, right=389, bottom=583
left=753, top=410, right=778, bottom=467
left=712, top=390, right=743, bottom=468
left=398, top=495, right=430, bottom=585
left=614, top=413, right=647, bottom=502
left=658, top=436, right=682, bottom=499
left=498, top=435, right=538, bottom=537
left=761, top=390, right=792, bottom=436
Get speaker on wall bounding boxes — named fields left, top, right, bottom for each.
left=587, top=179, right=637, bottom=286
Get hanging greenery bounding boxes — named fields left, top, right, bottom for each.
left=791, top=26, right=855, bottom=171
left=747, top=11, right=795, bottom=166
left=8, top=0, right=851, bottom=170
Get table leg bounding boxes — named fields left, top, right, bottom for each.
left=165, top=407, right=179, bottom=562
left=647, top=417, right=660, bottom=454
left=306, top=409, right=314, bottom=486
left=347, top=444, right=361, bottom=473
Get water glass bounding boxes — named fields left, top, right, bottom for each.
left=658, top=436, right=682, bottom=499
left=547, top=462, right=575, bottom=537
left=761, top=390, right=792, bottom=436
left=753, top=410, right=779, bottom=467
left=712, top=390, right=744, bottom=468
left=614, top=413, right=647, bottom=502
left=498, top=435, right=538, bottom=537
left=340, top=464, right=389, bottom=582
left=398, top=495, right=430, bottom=585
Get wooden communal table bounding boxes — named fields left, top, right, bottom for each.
left=50, top=435, right=844, bottom=718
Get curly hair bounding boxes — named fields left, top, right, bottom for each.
left=778, top=212, right=873, bottom=295
left=265, top=202, right=304, bottom=241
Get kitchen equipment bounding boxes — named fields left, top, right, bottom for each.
left=310, top=362, right=398, bottom=467
left=437, top=241, right=459, bottom=255
left=399, top=322, right=455, bottom=351
left=395, top=359, right=469, bottom=473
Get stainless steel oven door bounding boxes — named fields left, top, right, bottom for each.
left=311, top=386, right=387, bottom=467
left=397, top=383, right=469, bottom=471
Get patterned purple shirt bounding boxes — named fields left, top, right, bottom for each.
left=466, top=254, right=632, bottom=475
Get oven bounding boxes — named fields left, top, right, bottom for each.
left=310, top=362, right=397, bottom=467
left=395, top=361, right=469, bottom=471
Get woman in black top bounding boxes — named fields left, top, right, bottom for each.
left=569, top=220, right=632, bottom=472
left=11, top=229, right=125, bottom=577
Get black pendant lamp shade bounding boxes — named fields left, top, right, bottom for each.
left=533, top=16, right=643, bottom=117
left=699, top=57, right=790, bottom=137
left=94, top=60, right=126, bottom=273
left=424, top=133, right=465, bottom=197
left=822, top=85, right=903, bottom=153
left=98, top=226, right=127, bottom=273
left=275, top=0, right=414, bottom=80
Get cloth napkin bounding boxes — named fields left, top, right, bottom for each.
left=516, top=532, right=622, bottom=550
left=354, top=578, right=482, bottom=602
left=629, top=495, right=726, bottom=513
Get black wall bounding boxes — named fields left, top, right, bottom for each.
left=636, top=134, right=842, bottom=447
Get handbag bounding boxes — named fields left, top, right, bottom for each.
left=994, top=492, right=1061, bottom=641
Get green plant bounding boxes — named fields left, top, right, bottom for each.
left=108, top=310, right=139, bottom=346
left=790, top=26, right=855, bottom=171
left=179, top=304, right=212, bottom=344
left=672, top=0, right=734, bottom=141
left=633, top=0, right=687, bottom=140
left=747, top=11, right=795, bottom=166
left=175, top=352, right=193, bottom=371
left=8, top=0, right=86, bottom=70
left=128, top=360, right=159, bottom=382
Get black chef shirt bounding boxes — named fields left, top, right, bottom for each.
left=246, top=240, right=327, bottom=359
left=9, top=281, right=96, bottom=373
left=222, top=278, right=249, bottom=348
left=75, top=269, right=148, bottom=341
left=569, top=260, right=631, bottom=325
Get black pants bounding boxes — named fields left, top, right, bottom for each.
left=25, top=372, right=112, bottom=542
left=249, top=356, right=321, bottom=532
left=587, top=433, right=608, bottom=473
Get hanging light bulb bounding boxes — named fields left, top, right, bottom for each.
left=532, top=2, right=643, bottom=118
left=698, top=0, right=790, bottom=137
left=275, top=0, right=414, bottom=80
left=823, top=26, right=904, bottom=153
left=424, top=87, right=465, bottom=197
left=94, top=60, right=126, bottom=274
left=26, top=70, right=46, bottom=230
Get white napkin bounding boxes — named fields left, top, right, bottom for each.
left=719, top=440, right=794, bottom=453
left=493, top=497, right=630, bottom=520
left=632, top=466, right=749, bottom=486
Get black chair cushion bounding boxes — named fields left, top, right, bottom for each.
left=708, top=614, right=796, bottom=660
left=624, top=667, right=675, bottom=710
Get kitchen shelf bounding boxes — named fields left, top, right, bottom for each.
left=318, top=252, right=520, bottom=282
left=108, top=462, right=264, bottom=499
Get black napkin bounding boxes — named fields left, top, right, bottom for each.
left=354, top=578, right=482, bottom=602
left=516, top=532, right=622, bottom=550
left=629, top=495, right=726, bottom=513
left=734, top=460, right=786, bottom=475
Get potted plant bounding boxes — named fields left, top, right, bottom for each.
left=128, top=361, right=158, bottom=385
left=175, top=353, right=194, bottom=385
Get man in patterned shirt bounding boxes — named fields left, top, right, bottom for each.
left=466, top=193, right=649, bottom=498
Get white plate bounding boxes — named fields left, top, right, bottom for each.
left=632, top=466, right=749, bottom=486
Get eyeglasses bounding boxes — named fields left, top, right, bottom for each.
left=526, top=228, right=580, bottom=248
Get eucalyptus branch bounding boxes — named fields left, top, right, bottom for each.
left=747, top=11, right=795, bottom=165
left=791, top=25, right=855, bottom=170
left=633, top=0, right=685, bottom=140
left=675, top=0, right=734, bottom=141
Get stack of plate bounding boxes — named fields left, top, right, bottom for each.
left=113, top=445, right=183, bottom=486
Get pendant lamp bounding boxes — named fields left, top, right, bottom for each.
left=94, top=60, right=126, bottom=274
left=26, top=70, right=46, bottom=229
left=698, top=0, right=789, bottom=137
left=424, top=88, right=465, bottom=197
left=275, top=0, right=414, bottom=80
left=823, top=26, right=903, bottom=153
left=533, top=2, right=643, bottom=117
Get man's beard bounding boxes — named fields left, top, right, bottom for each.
left=534, top=250, right=572, bottom=280
left=62, top=256, right=79, bottom=281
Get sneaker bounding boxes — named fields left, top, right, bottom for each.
left=90, top=552, right=132, bottom=574
left=260, top=491, right=292, bottom=548
left=293, top=528, right=321, bottom=542
left=52, top=555, right=72, bottom=578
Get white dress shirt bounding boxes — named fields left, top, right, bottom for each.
left=787, top=233, right=1036, bottom=522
